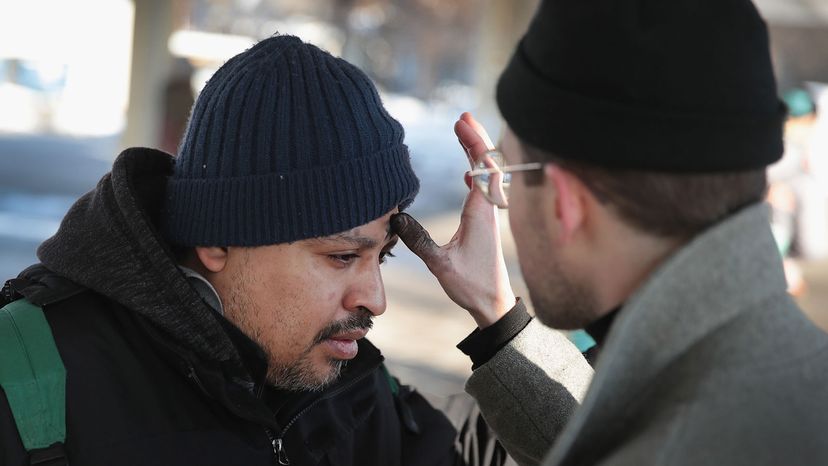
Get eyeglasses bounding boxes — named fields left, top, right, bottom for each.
left=467, top=150, right=543, bottom=209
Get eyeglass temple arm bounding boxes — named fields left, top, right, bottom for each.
left=467, top=162, right=544, bottom=176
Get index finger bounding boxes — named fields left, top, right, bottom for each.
left=455, top=119, right=493, bottom=166
left=461, top=112, right=495, bottom=150
left=390, top=213, right=444, bottom=266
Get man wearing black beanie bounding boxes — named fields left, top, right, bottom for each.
left=0, top=35, right=515, bottom=466
left=394, top=0, right=828, bottom=464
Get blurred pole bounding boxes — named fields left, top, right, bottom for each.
left=121, top=0, right=176, bottom=151
left=473, top=0, right=538, bottom=139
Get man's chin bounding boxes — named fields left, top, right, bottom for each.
left=532, top=300, right=598, bottom=331
left=267, top=358, right=345, bottom=392
left=529, top=282, right=599, bottom=330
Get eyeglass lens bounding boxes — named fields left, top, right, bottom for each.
left=473, top=151, right=510, bottom=208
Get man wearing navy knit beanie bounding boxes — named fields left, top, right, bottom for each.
left=394, top=0, right=828, bottom=465
left=0, top=35, right=513, bottom=466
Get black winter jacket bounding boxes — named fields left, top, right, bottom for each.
left=0, top=148, right=493, bottom=466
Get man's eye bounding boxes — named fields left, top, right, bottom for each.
left=379, top=251, right=395, bottom=265
left=330, top=254, right=359, bottom=264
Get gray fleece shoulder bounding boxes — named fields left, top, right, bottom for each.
left=465, top=319, right=593, bottom=466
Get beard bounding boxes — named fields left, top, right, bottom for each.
left=265, top=310, right=373, bottom=392
left=524, top=257, right=599, bottom=330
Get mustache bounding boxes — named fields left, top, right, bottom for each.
left=313, top=308, right=374, bottom=344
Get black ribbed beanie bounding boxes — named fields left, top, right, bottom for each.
left=497, top=0, right=787, bottom=172
left=162, top=35, right=419, bottom=246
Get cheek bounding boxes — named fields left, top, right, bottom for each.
left=242, top=274, right=316, bottom=347
left=509, top=192, right=534, bottom=252
left=511, top=194, right=552, bottom=273
left=271, top=272, right=341, bottom=337
left=243, top=259, right=351, bottom=353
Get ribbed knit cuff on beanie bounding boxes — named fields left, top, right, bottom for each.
left=497, top=0, right=787, bottom=172
left=162, top=35, right=419, bottom=247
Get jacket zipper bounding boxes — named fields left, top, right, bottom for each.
left=186, top=364, right=211, bottom=397
left=184, top=363, right=289, bottom=464
left=260, top=364, right=379, bottom=465
left=189, top=368, right=289, bottom=464
left=264, top=427, right=290, bottom=465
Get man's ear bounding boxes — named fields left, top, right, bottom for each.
left=545, top=164, right=587, bottom=245
left=194, top=247, right=229, bottom=273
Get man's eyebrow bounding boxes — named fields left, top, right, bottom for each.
left=312, top=232, right=398, bottom=249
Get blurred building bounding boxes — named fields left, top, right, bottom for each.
left=120, top=0, right=541, bottom=154
left=3, top=0, right=828, bottom=146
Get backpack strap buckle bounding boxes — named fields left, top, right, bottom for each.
left=1, top=278, right=29, bottom=306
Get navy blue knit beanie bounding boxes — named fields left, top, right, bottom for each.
left=162, top=35, right=419, bottom=246
left=497, top=0, right=787, bottom=172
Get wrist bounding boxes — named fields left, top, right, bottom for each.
left=470, top=293, right=517, bottom=328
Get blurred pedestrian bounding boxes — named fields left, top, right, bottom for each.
left=393, top=0, right=828, bottom=464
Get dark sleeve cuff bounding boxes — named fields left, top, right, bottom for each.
left=456, top=299, right=532, bottom=370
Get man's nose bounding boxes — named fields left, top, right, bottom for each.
left=344, top=264, right=387, bottom=317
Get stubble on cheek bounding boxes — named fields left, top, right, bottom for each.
left=223, top=262, right=345, bottom=391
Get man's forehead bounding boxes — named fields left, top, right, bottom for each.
left=309, top=219, right=396, bottom=247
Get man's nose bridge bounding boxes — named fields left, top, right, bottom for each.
left=350, top=262, right=386, bottom=315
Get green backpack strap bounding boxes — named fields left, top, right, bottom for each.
left=0, top=298, right=68, bottom=464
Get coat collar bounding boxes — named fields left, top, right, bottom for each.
left=548, top=202, right=787, bottom=461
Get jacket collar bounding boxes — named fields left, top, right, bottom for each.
left=548, top=202, right=787, bottom=460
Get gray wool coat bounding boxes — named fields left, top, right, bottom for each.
left=466, top=203, right=828, bottom=466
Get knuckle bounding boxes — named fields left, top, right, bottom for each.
left=429, top=252, right=452, bottom=274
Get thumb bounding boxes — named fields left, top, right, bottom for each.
left=391, top=213, right=446, bottom=270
